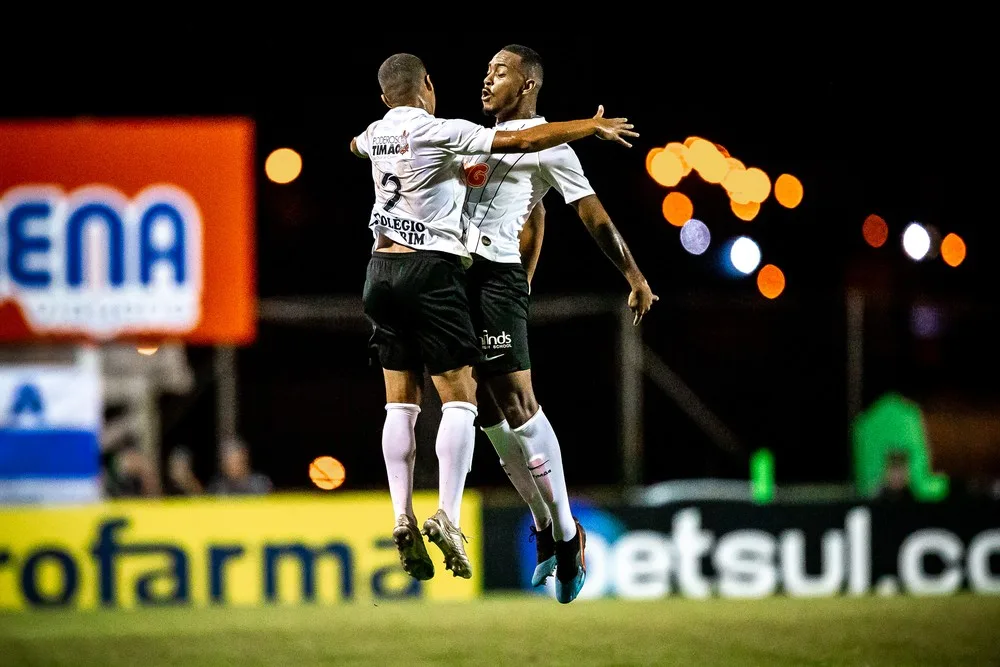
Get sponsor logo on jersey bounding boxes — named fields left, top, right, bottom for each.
left=463, top=162, right=490, bottom=188
left=480, top=329, right=512, bottom=350
left=369, top=212, right=426, bottom=246
left=371, top=130, right=410, bottom=156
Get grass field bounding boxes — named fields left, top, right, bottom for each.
left=2, top=595, right=999, bottom=666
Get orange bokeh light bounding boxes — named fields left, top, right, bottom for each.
left=662, top=191, right=694, bottom=227
left=940, top=233, right=966, bottom=267
left=687, top=139, right=728, bottom=184
left=649, top=150, right=684, bottom=187
left=645, top=147, right=664, bottom=176
left=774, top=174, right=803, bottom=208
left=731, top=199, right=760, bottom=221
left=743, top=168, right=771, bottom=203
left=757, top=264, right=785, bottom=299
left=665, top=142, right=692, bottom=177
left=723, top=168, right=752, bottom=204
left=862, top=214, right=889, bottom=248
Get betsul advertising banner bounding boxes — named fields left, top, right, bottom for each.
left=484, top=501, right=1000, bottom=599
left=0, top=119, right=255, bottom=343
left=0, top=492, right=481, bottom=610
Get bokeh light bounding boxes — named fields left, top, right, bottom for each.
left=137, top=346, right=159, bottom=356
left=649, top=149, right=685, bottom=187
left=862, top=214, right=889, bottom=248
left=645, top=147, right=663, bottom=176
left=902, top=222, right=931, bottom=261
left=665, top=142, right=692, bottom=177
left=680, top=219, right=711, bottom=255
left=687, top=139, right=728, bottom=184
left=941, top=232, right=966, bottom=267
left=730, top=199, right=760, bottom=221
left=730, top=237, right=762, bottom=274
left=723, top=167, right=752, bottom=204
left=265, top=148, right=303, bottom=184
left=757, top=264, right=785, bottom=299
left=744, top=168, right=771, bottom=203
left=726, top=157, right=745, bottom=172
left=774, top=174, right=803, bottom=208
left=662, top=191, right=694, bottom=227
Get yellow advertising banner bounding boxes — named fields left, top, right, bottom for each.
left=0, top=491, right=481, bottom=610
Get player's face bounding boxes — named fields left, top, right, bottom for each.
left=482, top=51, right=527, bottom=116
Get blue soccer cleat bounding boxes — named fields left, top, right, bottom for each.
left=554, top=519, right=587, bottom=604
left=529, top=523, right=557, bottom=587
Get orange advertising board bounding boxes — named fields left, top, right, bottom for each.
left=0, top=118, right=255, bottom=344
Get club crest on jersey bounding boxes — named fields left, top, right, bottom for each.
left=371, top=130, right=409, bottom=156
left=463, top=162, right=490, bottom=188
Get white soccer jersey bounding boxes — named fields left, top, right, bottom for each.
left=354, top=106, right=498, bottom=260
left=461, top=116, right=596, bottom=263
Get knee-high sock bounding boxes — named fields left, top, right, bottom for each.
left=435, top=401, right=478, bottom=527
left=382, top=403, right=420, bottom=520
left=512, top=407, right=576, bottom=541
left=482, top=419, right=551, bottom=532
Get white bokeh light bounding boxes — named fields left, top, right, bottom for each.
left=680, top=219, right=711, bottom=255
left=903, top=223, right=931, bottom=261
left=730, top=236, right=761, bottom=275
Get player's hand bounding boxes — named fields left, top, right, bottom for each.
left=628, top=280, right=658, bottom=325
left=593, top=105, right=639, bottom=148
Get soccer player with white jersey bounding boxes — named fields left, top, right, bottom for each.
left=462, top=45, right=658, bottom=603
left=350, top=53, right=639, bottom=582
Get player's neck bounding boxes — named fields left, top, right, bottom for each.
left=495, top=103, right=536, bottom=125
left=392, top=98, right=430, bottom=113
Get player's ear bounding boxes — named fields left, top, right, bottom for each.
left=425, top=74, right=434, bottom=93
left=521, top=78, right=536, bottom=96
left=381, top=93, right=391, bottom=109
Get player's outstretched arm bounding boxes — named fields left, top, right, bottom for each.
left=491, top=106, right=638, bottom=154
left=519, top=201, right=546, bottom=288
left=571, top=194, right=658, bottom=325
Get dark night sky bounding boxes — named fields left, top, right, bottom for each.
left=3, top=24, right=994, bottom=490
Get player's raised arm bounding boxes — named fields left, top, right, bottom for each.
left=492, top=106, right=638, bottom=153
left=519, top=200, right=545, bottom=287
left=571, top=194, right=658, bottom=325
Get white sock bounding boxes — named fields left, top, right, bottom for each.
left=512, top=408, right=577, bottom=542
left=382, top=403, right=420, bottom=520
left=482, top=420, right=552, bottom=532
left=435, top=401, right=478, bottom=527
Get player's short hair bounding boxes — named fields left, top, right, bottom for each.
left=378, top=53, right=427, bottom=104
left=501, top=44, right=543, bottom=87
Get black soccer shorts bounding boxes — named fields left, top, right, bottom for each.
left=465, top=257, right=531, bottom=378
left=362, top=250, right=482, bottom=375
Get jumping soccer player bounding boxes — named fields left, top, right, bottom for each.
left=462, top=45, right=658, bottom=603
left=351, top=53, right=638, bottom=582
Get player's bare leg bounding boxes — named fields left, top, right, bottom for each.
left=382, top=369, right=434, bottom=581
left=492, top=370, right=586, bottom=602
left=422, top=365, right=478, bottom=579
left=478, top=379, right=556, bottom=586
